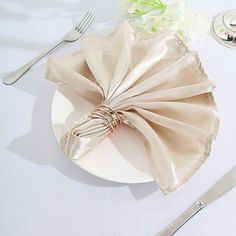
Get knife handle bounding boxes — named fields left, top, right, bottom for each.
left=156, top=201, right=206, bottom=236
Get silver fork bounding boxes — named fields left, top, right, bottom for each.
left=3, top=12, right=95, bottom=85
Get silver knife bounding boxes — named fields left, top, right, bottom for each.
left=156, top=165, right=236, bottom=236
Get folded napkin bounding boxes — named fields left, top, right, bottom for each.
left=46, top=21, right=219, bottom=194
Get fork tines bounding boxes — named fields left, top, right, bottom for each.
left=75, top=12, right=95, bottom=33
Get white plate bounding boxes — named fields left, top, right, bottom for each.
left=51, top=82, right=154, bottom=184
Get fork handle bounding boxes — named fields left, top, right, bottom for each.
left=155, top=201, right=206, bottom=236
left=3, top=39, right=64, bottom=85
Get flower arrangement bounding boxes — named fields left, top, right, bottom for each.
left=119, top=0, right=210, bottom=41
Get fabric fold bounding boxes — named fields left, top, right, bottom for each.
left=46, top=21, right=219, bottom=195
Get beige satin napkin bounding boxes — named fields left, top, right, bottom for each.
left=46, top=21, right=219, bottom=194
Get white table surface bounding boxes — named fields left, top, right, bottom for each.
left=0, top=1, right=236, bottom=236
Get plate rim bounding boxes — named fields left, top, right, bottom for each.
left=50, top=85, right=154, bottom=184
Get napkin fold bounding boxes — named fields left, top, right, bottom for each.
left=46, top=21, right=219, bottom=194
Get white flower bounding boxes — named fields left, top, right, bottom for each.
left=118, top=0, right=210, bottom=41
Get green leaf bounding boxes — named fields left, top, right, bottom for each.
left=129, top=0, right=167, bottom=16
left=151, top=26, right=157, bottom=32
left=134, top=8, right=148, bottom=15
left=177, top=29, right=186, bottom=39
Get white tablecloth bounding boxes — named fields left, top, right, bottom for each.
left=0, top=1, right=235, bottom=235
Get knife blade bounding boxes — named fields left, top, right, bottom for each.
left=199, top=165, right=236, bottom=205
left=156, top=165, right=236, bottom=236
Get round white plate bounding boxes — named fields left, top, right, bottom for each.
left=51, top=84, right=154, bottom=184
